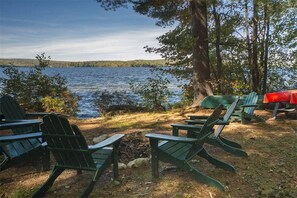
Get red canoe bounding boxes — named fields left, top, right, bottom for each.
left=263, top=90, right=297, bottom=105
left=290, top=91, right=297, bottom=104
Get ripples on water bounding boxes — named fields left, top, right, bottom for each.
left=0, top=67, right=186, bottom=118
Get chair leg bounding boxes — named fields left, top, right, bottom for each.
left=183, top=161, right=225, bottom=191
left=149, top=139, right=159, bottom=178
left=198, top=148, right=236, bottom=173
left=31, top=166, right=64, bottom=198
left=219, top=136, right=242, bottom=149
left=112, top=143, right=120, bottom=180
left=80, top=168, right=105, bottom=198
left=217, top=138, right=248, bottom=157
left=41, top=150, right=51, bottom=171
left=206, top=137, right=248, bottom=157
left=0, top=152, right=9, bottom=171
left=272, top=102, right=280, bottom=118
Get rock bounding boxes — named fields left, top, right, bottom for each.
left=127, top=157, right=150, bottom=168
left=118, top=163, right=127, bottom=170
left=113, top=180, right=121, bottom=185
left=93, top=134, right=108, bottom=144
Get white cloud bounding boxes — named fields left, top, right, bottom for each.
left=0, top=27, right=169, bottom=61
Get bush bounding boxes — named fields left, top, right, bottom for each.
left=93, top=90, right=141, bottom=116
left=0, top=53, right=78, bottom=116
left=130, top=73, right=172, bottom=111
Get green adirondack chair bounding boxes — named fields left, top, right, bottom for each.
left=200, top=95, right=240, bottom=109
left=145, top=105, right=235, bottom=191
left=0, top=95, right=50, bottom=130
left=233, top=92, right=265, bottom=124
left=0, top=95, right=50, bottom=171
left=32, top=114, right=125, bottom=198
left=186, top=98, right=248, bottom=157
left=0, top=131, right=48, bottom=171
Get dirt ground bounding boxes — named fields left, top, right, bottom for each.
left=0, top=108, right=296, bottom=198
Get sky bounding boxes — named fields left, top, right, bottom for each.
left=0, top=0, right=171, bottom=61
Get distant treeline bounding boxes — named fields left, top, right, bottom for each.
left=0, top=58, right=167, bottom=67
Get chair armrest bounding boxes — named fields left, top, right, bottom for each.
left=188, top=115, right=209, bottom=120
left=241, top=104, right=258, bottom=108
left=171, top=124, right=203, bottom=131
left=186, top=119, right=229, bottom=125
left=145, top=133, right=197, bottom=143
left=0, top=132, right=42, bottom=142
left=25, top=112, right=68, bottom=118
left=186, top=119, right=207, bottom=125
left=171, top=124, right=203, bottom=136
left=88, top=134, right=125, bottom=151
left=25, top=112, right=51, bottom=118
left=188, top=115, right=224, bottom=120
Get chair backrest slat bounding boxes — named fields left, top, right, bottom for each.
left=41, top=114, right=96, bottom=169
left=0, top=95, right=31, bottom=134
left=196, top=104, right=223, bottom=139
left=243, top=92, right=258, bottom=115
left=0, top=95, right=26, bottom=119
left=214, top=98, right=240, bottom=137
left=185, top=105, right=223, bottom=159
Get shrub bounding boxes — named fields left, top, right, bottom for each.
left=130, top=73, right=172, bottom=111
left=93, top=90, right=140, bottom=116
left=0, top=53, right=78, bottom=116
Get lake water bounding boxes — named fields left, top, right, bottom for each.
left=0, top=67, right=185, bottom=118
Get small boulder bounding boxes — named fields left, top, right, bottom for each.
left=118, top=163, right=127, bottom=170
left=127, top=157, right=150, bottom=168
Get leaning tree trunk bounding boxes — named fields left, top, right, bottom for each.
left=191, top=0, right=213, bottom=106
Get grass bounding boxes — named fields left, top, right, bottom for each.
left=1, top=108, right=296, bottom=198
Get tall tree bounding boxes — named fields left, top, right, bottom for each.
left=210, top=0, right=223, bottom=92
left=191, top=0, right=213, bottom=105
left=251, top=0, right=260, bottom=92
left=260, top=0, right=270, bottom=94
left=97, top=0, right=213, bottom=105
left=241, top=0, right=296, bottom=92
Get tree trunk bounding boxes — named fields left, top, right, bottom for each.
left=262, top=1, right=270, bottom=95
left=212, top=0, right=223, bottom=93
left=251, top=0, right=260, bottom=92
left=244, top=0, right=253, bottom=91
left=190, top=0, right=213, bottom=106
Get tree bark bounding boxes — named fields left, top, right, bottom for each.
left=212, top=0, right=223, bottom=93
left=245, top=0, right=253, bottom=91
left=262, top=1, right=270, bottom=94
left=190, top=0, right=213, bottom=106
left=251, top=0, right=260, bottom=92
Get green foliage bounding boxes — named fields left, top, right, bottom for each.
left=93, top=90, right=139, bottom=116
left=130, top=73, right=172, bottom=111
left=41, top=93, right=78, bottom=116
left=266, top=66, right=297, bottom=92
left=0, top=53, right=78, bottom=116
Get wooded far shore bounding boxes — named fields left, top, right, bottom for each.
left=0, top=58, right=167, bottom=67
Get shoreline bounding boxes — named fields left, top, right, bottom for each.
left=0, top=58, right=168, bottom=68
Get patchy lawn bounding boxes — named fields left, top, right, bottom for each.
left=1, top=108, right=296, bottom=198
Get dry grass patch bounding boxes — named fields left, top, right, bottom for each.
left=1, top=109, right=296, bottom=198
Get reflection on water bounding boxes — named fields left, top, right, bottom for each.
left=0, top=66, right=186, bottom=118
